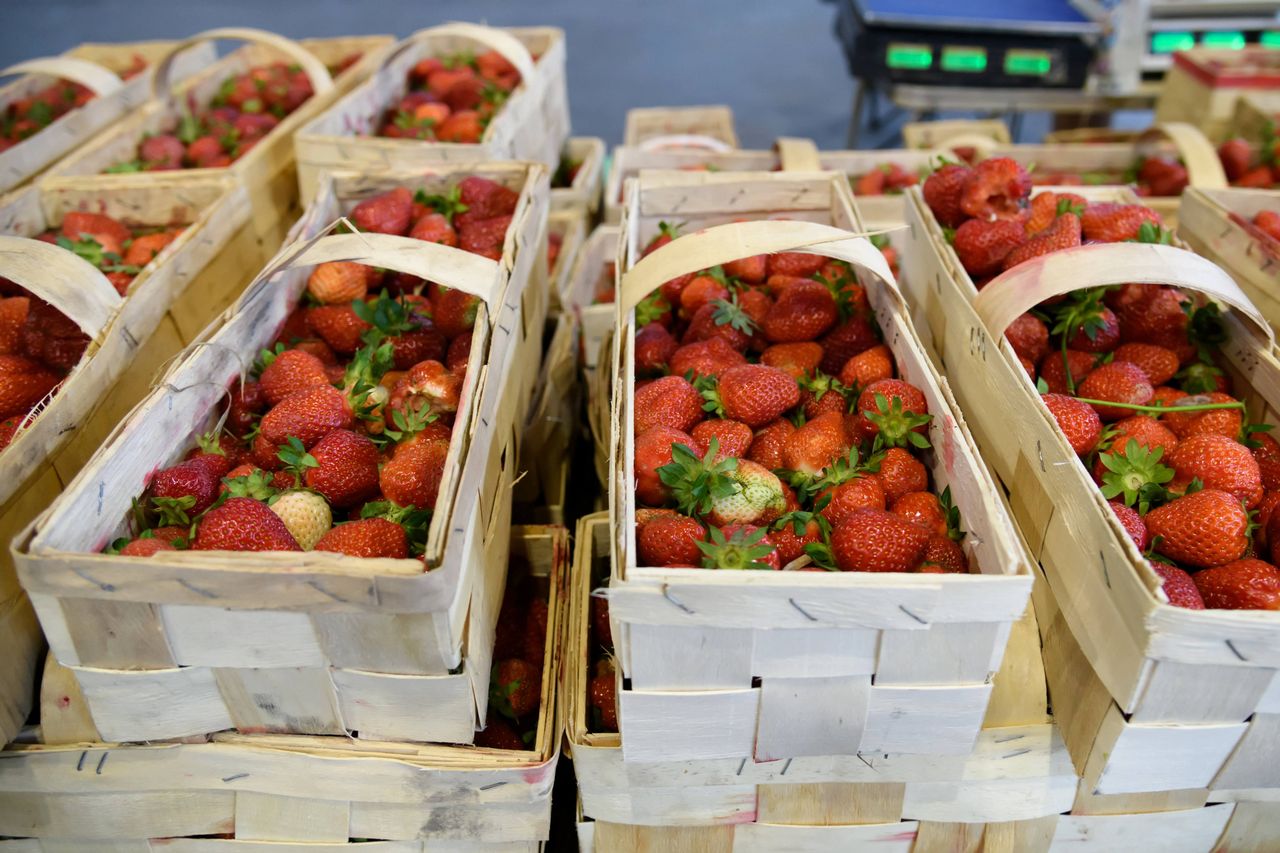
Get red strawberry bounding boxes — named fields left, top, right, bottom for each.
left=761, top=342, right=823, bottom=379
left=1167, top=434, right=1263, bottom=509
left=1254, top=210, right=1280, bottom=241
left=923, top=163, right=972, bottom=228
left=635, top=323, right=678, bottom=375
left=139, top=134, right=184, bottom=169
left=61, top=212, right=131, bottom=247
left=960, top=157, right=1031, bottom=220
left=1236, top=165, right=1275, bottom=189
left=748, top=418, right=796, bottom=469
left=314, top=518, right=408, bottom=558
left=120, top=537, right=176, bottom=557
left=888, top=492, right=946, bottom=538
left=953, top=217, right=1025, bottom=277
left=259, top=349, right=330, bottom=407
left=761, top=280, right=838, bottom=343
left=305, top=429, right=380, bottom=508
left=714, top=364, right=800, bottom=428
left=724, top=254, right=767, bottom=283
left=700, top=523, right=780, bottom=570
left=678, top=274, right=730, bottom=319
left=494, top=658, right=541, bottom=716
left=819, top=475, right=886, bottom=526
left=1196, top=559, right=1280, bottom=610
left=669, top=337, right=747, bottom=380
left=1218, top=138, right=1253, bottom=182
left=819, top=316, right=879, bottom=375
left=380, top=437, right=449, bottom=509
left=1038, top=350, right=1097, bottom=395
left=590, top=596, right=612, bottom=649
left=436, top=110, right=483, bottom=142
left=474, top=713, right=526, bottom=750
left=637, top=513, right=706, bottom=566
left=1251, top=432, right=1280, bottom=491
left=876, top=447, right=928, bottom=504
left=691, top=419, right=753, bottom=462
left=1145, top=489, right=1249, bottom=568
left=259, top=384, right=354, bottom=449
left=1151, top=564, right=1205, bottom=610
left=917, top=534, right=966, bottom=572
left=771, top=514, right=825, bottom=566
left=1111, top=343, right=1178, bottom=385
left=0, top=355, right=58, bottom=419
left=1107, top=416, right=1178, bottom=457
left=390, top=325, right=447, bottom=370
left=456, top=176, right=519, bottom=226
left=1161, top=392, right=1241, bottom=441
left=306, top=305, right=370, bottom=355
left=387, top=359, right=461, bottom=417
left=589, top=659, right=618, bottom=731
left=432, top=289, right=480, bottom=340
left=1005, top=314, right=1049, bottom=365
left=0, top=297, right=29, bottom=355
left=838, top=344, right=894, bottom=391
left=227, top=380, right=264, bottom=436
left=832, top=509, right=929, bottom=572
left=1080, top=203, right=1162, bottom=243
left=634, top=425, right=693, bottom=506
left=351, top=187, right=413, bottom=235
left=193, top=497, right=300, bottom=551
left=855, top=378, right=928, bottom=446
left=635, top=375, right=705, bottom=434
left=1109, top=501, right=1150, bottom=550
left=1077, top=361, right=1153, bottom=420
left=766, top=252, right=827, bottom=278
left=1002, top=213, right=1080, bottom=271
left=458, top=215, right=511, bottom=260
left=782, top=411, right=849, bottom=475
left=854, top=169, right=887, bottom=196
left=307, top=261, right=370, bottom=305
left=1043, top=393, right=1102, bottom=455
left=0, top=416, right=19, bottom=452
left=1139, top=156, right=1189, bottom=197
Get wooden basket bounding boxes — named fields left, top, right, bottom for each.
left=979, top=123, right=1226, bottom=227
left=546, top=206, right=586, bottom=313
left=295, top=23, right=570, bottom=204
left=622, top=105, right=738, bottom=149
left=0, top=41, right=214, bottom=194
left=42, top=29, right=391, bottom=254
left=1156, top=47, right=1280, bottom=142
left=1179, top=187, right=1280, bottom=332
left=1230, top=93, right=1277, bottom=145
left=0, top=524, right=567, bottom=850
left=900, top=118, right=1011, bottom=152
left=552, top=136, right=605, bottom=224
left=901, top=182, right=1280, bottom=796
left=0, top=178, right=252, bottom=744
left=13, top=163, right=550, bottom=745
left=606, top=171, right=1032, bottom=764
left=563, top=223, right=618, bottom=375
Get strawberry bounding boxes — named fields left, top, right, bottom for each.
left=707, top=459, right=786, bottom=526
left=148, top=459, right=219, bottom=524
left=1080, top=203, right=1162, bottom=243
left=876, top=447, right=928, bottom=504
left=637, top=512, right=706, bottom=566
left=761, top=280, right=838, bottom=343
left=1151, top=564, right=1205, bottom=610
left=711, top=364, right=799, bottom=428
left=1254, top=210, right=1280, bottom=241
left=1145, top=489, right=1249, bottom=568
left=589, top=659, right=618, bottom=731
left=457, top=176, right=519, bottom=226
left=782, top=411, right=849, bottom=475
left=259, top=385, right=354, bottom=450
left=305, top=429, right=380, bottom=508
left=306, top=305, right=370, bottom=355
left=1161, top=392, right=1241, bottom=440
left=1167, top=434, right=1263, bottom=509
left=855, top=379, right=929, bottom=446
left=922, top=163, right=972, bottom=228
left=408, top=211, right=459, bottom=246
left=351, top=186, right=413, bottom=235
left=669, top=337, right=747, bottom=379
left=1138, top=156, right=1189, bottom=197
left=0, top=297, right=29, bottom=355
left=1007, top=212, right=1082, bottom=273
left=1039, top=350, right=1097, bottom=395
left=691, top=419, right=753, bottom=463
left=761, top=342, right=823, bottom=379
left=854, top=169, right=887, bottom=196
left=1043, top=393, right=1102, bottom=455
left=1077, top=361, right=1154, bottom=420
left=1251, top=432, right=1280, bottom=491
left=1109, top=501, right=1150, bottom=550
left=960, top=157, right=1031, bottom=220
left=818, top=471, right=887, bottom=525
left=0, top=355, right=58, bottom=419
left=634, top=323, right=678, bottom=375
left=766, top=252, right=827, bottom=278
left=387, top=360, right=461, bottom=419
left=1107, top=416, right=1178, bottom=457
left=838, top=344, right=894, bottom=391
left=120, top=537, right=176, bottom=557
left=748, top=418, right=796, bottom=470
left=140, top=134, right=184, bottom=169
left=887, top=491, right=946, bottom=538
left=698, top=524, right=780, bottom=570
left=642, top=221, right=682, bottom=257
left=723, top=254, right=767, bottom=283
left=307, top=261, right=370, bottom=305
left=227, top=380, right=264, bottom=436
left=953, top=217, right=1025, bottom=277
left=832, top=508, right=930, bottom=572
left=258, top=348, right=330, bottom=407
left=683, top=300, right=752, bottom=351
left=0, top=416, right=19, bottom=452
left=920, top=535, right=967, bottom=572
left=1024, top=191, right=1080, bottom=235
left=269, top=488, right=331, bottom=550
left=458, top=215, right=511, bottom=260
left=1195, top=559, right=1280, bottom=610
left=1006, top=314, right=1049, bottom=365
left=192, top=497, right=300, bottom=551
left=635, top=426, right=693, bottom=505
left=635, top=375, right=705, bottom=434
left=122, top=231, right=178, bottom=267
left=590, top=596, right=612, bottom=649
left=678, top=273, right=731, bottom=319
left=1112, top=343, right=1178, bottom=385
left=1236, top=165, right=1275, bottom=188
left=819, top=316, right=880, bottom=376
left=1218, top=138, right=1253, bottom=182
left=493, top=658, right=541, bottom=717
left=473, top=713, right=527, bottom=750
left=432, top=288, right=480, bottom=339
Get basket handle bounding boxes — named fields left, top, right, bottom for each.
left=383, top=22, right=537, bottom=86
left=775, top=137, right=823, bottom=172
left=0, top=56, right=123, bottom=96
left=618, top=220, right=900, bottom=320
left=972, top=242, right=1273, bottom=348
left=253, top=230, right=500, bottom=307
left=1136, top=122, right=1227, bottom=189
left=152, top=27, right=334, bottom=103
left=0, top=236, right=122, bottom=341
left=943, top=132, right=1003, bottom=160
left=636, top=134, right=734, bottom=153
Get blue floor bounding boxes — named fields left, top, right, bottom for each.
left=0, top=0, right=1102, bottom=148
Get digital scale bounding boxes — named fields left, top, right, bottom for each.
left=1134, top=0, right=1280, bottom=76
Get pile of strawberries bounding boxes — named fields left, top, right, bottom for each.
left=1, top=56, right=147, bottom=152
left=628, top=223, right=969, bottom=576
left=587, top=584, right=617, bottom=733
left=0, top=211, right=186, bottom=456
left=923, top=160, right=1280, bottom=610
left=475, top=557, right=550, bottom=749
left=103, top=57, right=354, bottom=172
left=850, top=162, right=919, bottom=196
left=378, top=50, right=522, bottom=143
left=1218, top=136, right=1279, bottom=189
left=106, top=176, right=519, bottom=558
left=1021, top=154, right=1188, bottom=198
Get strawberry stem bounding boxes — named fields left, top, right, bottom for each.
left=1070, top=397, right=1245, bottom=416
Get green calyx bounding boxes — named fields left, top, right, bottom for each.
left=383, top=401, right=439, bottom=444
left=360, top=500, right=433, bottom=555
left=1098, top=439, right=1174, bottom=515
left=710, top=294, right=758, bottom=336
left=657, top=440, right=738, bottom=519
left=800, top=371, right=848, bottom=404
left=1050, top=289, right=1110, bottom=394
left=196, top=429, right=227, bottom=456
left=1135, top=221, right=1175, bottom=245
left=1055, top=197, right=1085, bottom=218
left=55, top=235, right=141, bottom=275
left=865, top=392, right=932, bottom=450
left=693, top=373, right=725, bottom=417
left=940, top=486, right=964, bottom=541
left=221, top=469, right=277, bottom=501
left=151, top=495, right=196, bottom=527
left=635, top=291, right=671, bottom=326
left=354, top=290, right=418, bottom=345
left=696, top=525, right=776, bottom=571
left=414, top=185, right=469, bottom=224
left=276, top=436, right=318, bottom=489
